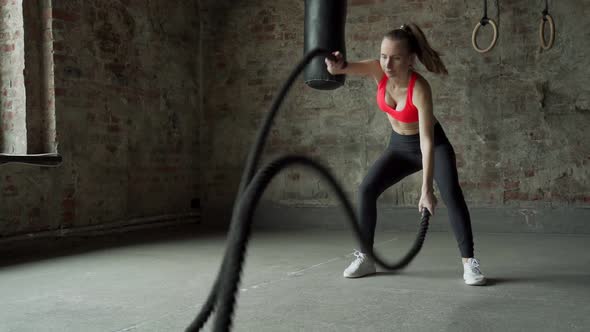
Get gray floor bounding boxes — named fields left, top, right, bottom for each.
left=1, top=223, right=589, bottom=332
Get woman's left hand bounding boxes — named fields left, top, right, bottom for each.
left=419, top=191, right=438, bottom=216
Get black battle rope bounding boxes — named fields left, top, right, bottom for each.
left=185, top=48, right=431, bottom=332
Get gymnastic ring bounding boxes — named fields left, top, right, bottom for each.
left=539, top=13, right=555, bottom=50
left=471, top=18, right=498, bottom=53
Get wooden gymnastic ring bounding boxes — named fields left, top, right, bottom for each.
left=539, top=13, right=555, bottom=50
left=472, top=19, right=498, bottom=53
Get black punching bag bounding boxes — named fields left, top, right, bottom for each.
left=304, top=0, right=347, bottom=90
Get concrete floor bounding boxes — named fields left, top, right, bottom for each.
left=1, top=223, right=589, bottom=332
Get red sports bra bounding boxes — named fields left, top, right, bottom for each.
left=376, top=71, right=419, bottom=123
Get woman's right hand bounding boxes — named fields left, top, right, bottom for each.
left=324, top=51, right=345, bottom=75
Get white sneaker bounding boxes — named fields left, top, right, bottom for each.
left=343, top=249, right=376, bottom=278
left=463, top=258, right=486, bottom=286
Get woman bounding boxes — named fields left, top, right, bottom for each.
left=325, top=23, right=486, bottom=286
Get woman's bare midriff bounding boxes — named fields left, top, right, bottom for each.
left=386, top=114, right=439, bottom=135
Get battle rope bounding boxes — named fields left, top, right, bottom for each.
left=185, top=48, right=431, bottom=332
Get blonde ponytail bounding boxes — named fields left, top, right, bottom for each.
left=384, top=23, right=448, bottom=75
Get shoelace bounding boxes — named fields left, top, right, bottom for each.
left=352, top=249, right=367, bottom=263
left=466, top=259, right=482, bottom=274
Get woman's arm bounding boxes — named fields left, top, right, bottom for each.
left=331, top=59, right=382, bottom=77
left=414, top=78, right=436, bottom=194
left=325, top=52, right=382, bottom=78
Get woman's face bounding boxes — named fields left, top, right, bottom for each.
left=380, top=38, right=414, bottom=78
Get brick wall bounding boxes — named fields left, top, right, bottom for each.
left=199, top=0, right=589, bottom=218
left=1, top=0, right=588, bottom=236
left=0, top=0, right=201, bottom=236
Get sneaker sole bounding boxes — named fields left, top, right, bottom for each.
left=343, top=270, right=376, bottom=278
left=464, top=278, right=487, bottom=286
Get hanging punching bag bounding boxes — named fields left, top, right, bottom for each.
left=304, top=0, right=347, bottom=90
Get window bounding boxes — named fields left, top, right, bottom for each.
left=0, top=0, right=60, bottom=166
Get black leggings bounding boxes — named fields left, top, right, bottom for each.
left=357, top=122, right=474, bottom=258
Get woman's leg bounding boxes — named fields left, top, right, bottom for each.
left=432, top=142, right=475, bottom=259
left=358, top=147, right=421, bottom=250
